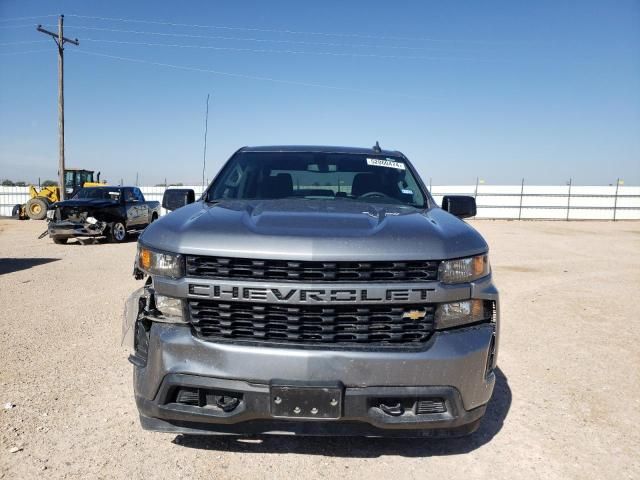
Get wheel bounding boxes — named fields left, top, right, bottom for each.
left=26, top=197, right=49, bottom=220
left=11, top=204, right=26, bottom=220
left=108, top=221, right=127, bottom=243
left=52, top=237, right=68, bottom=245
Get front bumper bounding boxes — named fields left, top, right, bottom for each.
left=48, top=220, right=106, bottom=239
left=129, top=321, right=496, bottom=436
left=137, top=373, right=488, bottom=437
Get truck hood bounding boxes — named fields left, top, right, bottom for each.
left=53, top=198, right=119, bottom=209
left=139, top=199, right=488, bottom=261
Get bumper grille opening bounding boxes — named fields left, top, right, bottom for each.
left=188, top=300, right=436, bottom=348
left=186, top=256, right=440, bottom=283
left=416, top=398, right=447, bottom=414
left=172, top=387, right=243, bottom=412
left=175, top=388, right=200, bottom=406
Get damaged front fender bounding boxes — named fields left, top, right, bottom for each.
left=122, top=286, right=148, bottom=353
left=122, top=284, right=187, bottom=355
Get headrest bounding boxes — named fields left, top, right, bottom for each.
left=351, top=173, right=385, bottom=197
left=260, top=173, right=293, bottom=199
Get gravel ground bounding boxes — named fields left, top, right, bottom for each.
left=1, top=219, right=639, bottom=479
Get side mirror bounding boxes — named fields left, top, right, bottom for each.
left=441, top=195, right=477, bottom=219
left=162, top=188, right=196, bottom=211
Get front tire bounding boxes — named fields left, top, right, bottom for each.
left=108, top=221, right=127, bottom=243
left=52, top=237, right=68, bottom=245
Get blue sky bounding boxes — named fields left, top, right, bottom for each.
left=1, top=0, right=638, bottom=186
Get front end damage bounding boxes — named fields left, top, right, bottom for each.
left=123, top=279, right=499, bottom=437
left=47, top=206, right=108, bottom=241
left=122, top=282, right=185, bottom=365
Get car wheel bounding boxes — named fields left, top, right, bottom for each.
left=52, top=237, right=68, bottom=245
left=108, top=222, right=127, bottom=243
left=26, top=198, right=49, bottom=220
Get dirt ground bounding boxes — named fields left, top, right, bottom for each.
left=0, top=219, right=638, bottom=479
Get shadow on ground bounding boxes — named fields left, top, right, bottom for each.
left=173, top=368, right=511, bottom=458
left=0, top=257, right=60, bottom=275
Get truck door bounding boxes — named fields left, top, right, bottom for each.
left=134, top=188, right=149, bottom=225
left=123, top=188, right=142, bottom=226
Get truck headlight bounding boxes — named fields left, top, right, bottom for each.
left=435, top=299, right=489, bottom=330
left=136, top=245, right=184, bottom=278
left=438, top=254, right=489, bottom=284
left=46, top=209, right=55, bottom=220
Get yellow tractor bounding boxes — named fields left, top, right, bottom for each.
left=13, top=168, right=106, bottom=220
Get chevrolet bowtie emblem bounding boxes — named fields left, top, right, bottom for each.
left=402, top=309, right=427, bottom=321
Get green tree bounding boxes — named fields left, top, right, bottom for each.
left=1, top=179, right=15, bottom=186
left=42, top=180, right=58, bottom=187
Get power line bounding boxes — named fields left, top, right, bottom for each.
left=81, top=37, right=492, bottom=61
left=0, top=24, right=40, bottom=29
left=0, top=14, right=57, bottom=23
left=65, top=13, right=509, bottom=44
left=0, top=48, right=50, bottom=56
left=73, top=49, right=432, bottom=100
left=0, top=40, right=49, bottom=46
left=60, top=24, right=480, bottom=53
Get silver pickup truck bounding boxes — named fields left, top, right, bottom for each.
left=123, top=145, right=499, bottom=437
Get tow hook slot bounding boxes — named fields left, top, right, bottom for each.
left=379, top=402, right=404, bottom=416
left=216, top=395, right=240, bottom=412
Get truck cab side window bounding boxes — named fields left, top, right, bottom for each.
left=124, top=188, right=136, bottom=202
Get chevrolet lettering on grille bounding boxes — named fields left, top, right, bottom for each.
left=188, top=283, right=434, bottom=304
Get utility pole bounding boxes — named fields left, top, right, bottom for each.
left=566, top=178, right=572, bottom=221
left=202, top=93, right=210, bottom=188
left=518, top=178, right=525, bottom=221
left=37, top=15, right=79, bottom=201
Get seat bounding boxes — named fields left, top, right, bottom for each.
left=351, top=173, right=386, bottom=197
left=259, top=173, right=293, bottom=199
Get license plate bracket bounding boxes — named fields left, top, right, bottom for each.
left=270, top=384, right=342, bottom=419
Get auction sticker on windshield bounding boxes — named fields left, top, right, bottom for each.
left=366, top=158, right=406, bottom=170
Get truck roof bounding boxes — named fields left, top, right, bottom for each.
left=82, top=185, right=135, bottom=190
left=239, top=145, right=403, bottom=156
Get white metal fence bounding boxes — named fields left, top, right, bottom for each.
left=1, top=184, right=639, bottom=220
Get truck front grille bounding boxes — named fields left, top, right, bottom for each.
left=188, top=300, right=436, bottom=348
left=185, top=256, right=439, bottom=283
left=59, top=207, right=90, bottom=223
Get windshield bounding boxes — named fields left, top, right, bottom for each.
left=207, top=152, right=427, bottom=208
left=73, top=187, right=120, bottom=200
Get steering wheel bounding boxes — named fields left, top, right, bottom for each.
left=359, top=191, right=391, bottom=199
